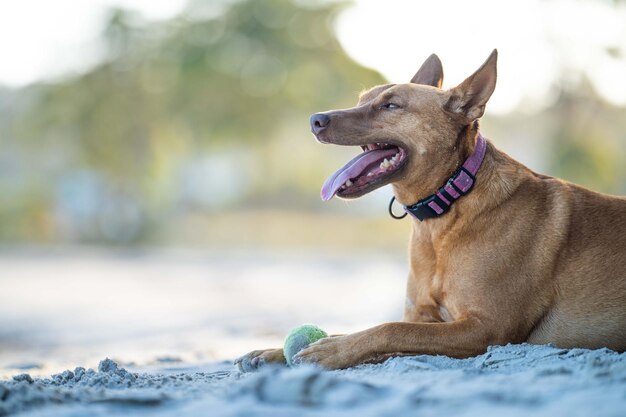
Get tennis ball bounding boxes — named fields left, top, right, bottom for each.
left=283, top=324, right=328, bottom=366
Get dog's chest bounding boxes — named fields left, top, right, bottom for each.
left=404, top=270, right=456, bottom=322
left=406, top=228, right=468, bottom=322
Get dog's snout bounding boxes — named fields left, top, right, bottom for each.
left=310, top=113, right=330, bottom=135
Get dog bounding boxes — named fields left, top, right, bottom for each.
left=235, top=50, right=626, bottom=371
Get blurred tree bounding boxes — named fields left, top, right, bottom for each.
left=547, top=79, right=626, bottom=195
left=14, top=0, right=383, bottom=176
left=1, top=0, right=385, bottom=243
left=1, top=0, right=624, bottom=244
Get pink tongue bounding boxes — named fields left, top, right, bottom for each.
left=321, top=148, right=398, bottom=201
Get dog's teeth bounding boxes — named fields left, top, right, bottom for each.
left=367, top=172, right=374, bottom=176
left=345, top=179, right=352, bottom=187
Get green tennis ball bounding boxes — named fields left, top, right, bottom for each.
left=283, top=324, right=328, bottom=366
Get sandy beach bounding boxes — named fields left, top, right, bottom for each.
left=1, top=249, right=624, bottom=416
left=2, top=344, right=625, bottom=416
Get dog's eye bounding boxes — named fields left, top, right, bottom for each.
left=381, top=102, right=400, bottom=110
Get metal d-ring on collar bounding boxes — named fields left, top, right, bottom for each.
left=388, top=196, right=407, bottom=219
left=387, top=133, right=487, bottom=221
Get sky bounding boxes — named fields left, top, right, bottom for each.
left=0, top=0, right=182, bottom=88
left=336, top=0, right=626, bottom=113
left=0, top=0, right=625, bottom=114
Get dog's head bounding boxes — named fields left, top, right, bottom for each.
left=311, top=50, right=497, bottom=202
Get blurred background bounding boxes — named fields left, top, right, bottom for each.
left=0, top=0, right=625, bottom=375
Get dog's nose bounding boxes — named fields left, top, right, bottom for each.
left=310, top=113, right=330, bottom=135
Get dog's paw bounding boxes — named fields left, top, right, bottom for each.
left=234, top=348, right=286, bottom=373
left=292, top=335, right=361, bottom=370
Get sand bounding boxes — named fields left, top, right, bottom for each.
left=1, top=250, right=624, bottom=416
left=2, top=343, right=625, bottom=417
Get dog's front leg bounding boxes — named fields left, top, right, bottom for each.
left=293, top=317, right=499, bottom=369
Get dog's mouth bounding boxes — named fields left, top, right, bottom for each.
left=321, top=142, right=408, bottom=201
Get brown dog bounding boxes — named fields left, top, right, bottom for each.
left=235, top=50, right=626, bottom=371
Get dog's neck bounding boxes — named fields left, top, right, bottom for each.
left=400, top=133, right=487, bottom=221
left=392, top=129, right=521, bottom=234
left=392, top=124, right=479, bottom=206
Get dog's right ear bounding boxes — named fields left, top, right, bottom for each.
left=445, top=49, right=498, bottom=121
left=411, top=54, right=443, bottom=88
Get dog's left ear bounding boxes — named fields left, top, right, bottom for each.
left=446, top=49, right=498, bottom=121
left=411, top=54, right=443, bottom=88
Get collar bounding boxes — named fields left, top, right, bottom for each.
left=402, top=133, right=487, bottom=221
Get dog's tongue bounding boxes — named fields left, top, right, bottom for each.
left=321, top=148, right=398, bottom=201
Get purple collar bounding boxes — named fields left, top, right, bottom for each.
left=400, top=133, right=487, bottom=221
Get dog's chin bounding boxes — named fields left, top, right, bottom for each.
left=335, top=147, right=409, bottom=200
left=319, top=140, right=410, bottom=201
left=335, top=160, right=408, bottom=199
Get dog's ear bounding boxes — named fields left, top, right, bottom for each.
left=411, top=54, right=443, bottom=88
left=445, top=49, right=497, bottom=120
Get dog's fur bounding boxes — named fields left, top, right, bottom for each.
left=235, top=50, right=626, bottom=371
